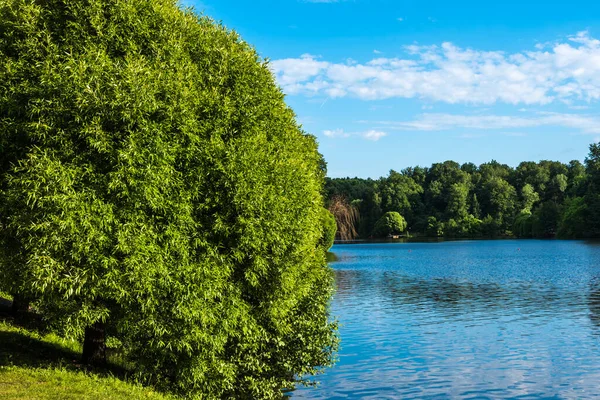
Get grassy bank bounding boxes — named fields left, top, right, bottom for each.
left=0, top=367, right=170, bottom=400
left=0, top=300, right=172, bottom=400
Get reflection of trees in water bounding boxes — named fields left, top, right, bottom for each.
left=326, top=252, right=339, bottom=263
left=334, top=270, right=361, bottom=296
left=588, top=277, right=600, bottom=329
left=334, top=269, right=583, bottom=317
left=383, top=275, right=507, bottom=310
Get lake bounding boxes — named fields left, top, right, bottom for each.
left=294, top=240, right=600, bottom=399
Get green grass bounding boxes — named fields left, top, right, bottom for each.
left=0, top=367, right=171, bottom=400
left=0, top=321, right=83, bottom=369
left=0, top=303, right=174, bottom=400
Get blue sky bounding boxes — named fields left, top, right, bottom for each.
left=184, top=0, right=600, bottom=178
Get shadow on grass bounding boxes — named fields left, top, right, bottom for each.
left=0, top=307, right=46, bottom=336
left=0, top=296, right=129, bottom=381
left=0, top=329, right=81, bottom=369
left=0, top=297, right=11, bottom=311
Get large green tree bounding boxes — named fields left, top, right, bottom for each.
left=0, top=0, right=337, bottom=397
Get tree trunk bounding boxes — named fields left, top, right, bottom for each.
left=82, top=321, right=107, bottom=366
left=11, top=293, right=30, bottom=316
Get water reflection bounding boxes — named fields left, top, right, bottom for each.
left=337, top=270, right=586, bottom=318
left=325, top=251, right=339, bottom=263
left=295, top=240, right=600, bottom=399
left=588, top=277, right=600, bottom=331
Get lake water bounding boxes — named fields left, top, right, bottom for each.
left=294, top=240, right=600, bottom=399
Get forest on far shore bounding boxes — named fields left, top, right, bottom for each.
left=325, top=142, right=600, bottom=240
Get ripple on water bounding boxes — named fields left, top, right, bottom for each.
left=293, top=240, right=600, bottom=399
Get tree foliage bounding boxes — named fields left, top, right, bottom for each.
left=532, top=201, right=561, bottom=237
left=0, top=0, right=337, bottom=397
left=327, top=195, right=359, bottom=240
left=513, top=211, right=533, bottom=238
left=372, top=212, right=407, bottom=237
left=520, top=184, right=539, bottom=213
left=557, top=197, right=587, bottom=238
left=318, top=208, right=337, bottom=250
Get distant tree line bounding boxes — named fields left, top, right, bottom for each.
left=326, top=142, right=600, bottom=239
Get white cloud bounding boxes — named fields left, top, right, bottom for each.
left=362, top=112, right=600, bottom=133
left=323, top=128, right=387, bottom=141
left=270, top=54, right=329, bottom=95
left=397, top=17, right=404, bottom=22
left=373, top=49, right=382, bottom=54
left=362, top=130, right=387, bottom=140
left=269, top=31, right=600, bottom=105
left=323, top=128, right=349, bottom=138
